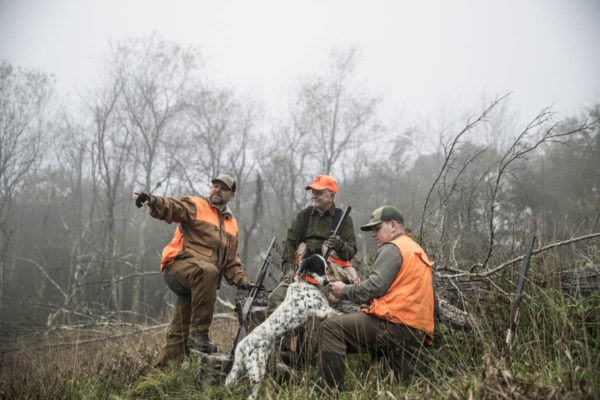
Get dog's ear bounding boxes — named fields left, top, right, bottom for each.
left=304, top=255, right=329, bottom=283
left=298, top=254, right=314, bottom=276
left=296, top=255, right=310, bottom=277
left=316, top=255, right=328, bottom=276
left=299, top=255, right=329, bottom=282
left=318, top=256, right=327, bottom=276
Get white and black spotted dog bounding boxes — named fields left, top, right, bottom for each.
left=225, top=254, right=340, bottom=398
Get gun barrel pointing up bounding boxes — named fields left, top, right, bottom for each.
left=504, top=236, right=536, bottom=351
left=232, top=236, right=277, bottom=356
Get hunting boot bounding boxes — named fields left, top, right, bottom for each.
left=188, top=331, right=217, bottom=354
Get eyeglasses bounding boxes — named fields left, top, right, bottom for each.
left=311, top=189, right=330, bottom=196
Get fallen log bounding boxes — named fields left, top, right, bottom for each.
left=560, top=265, right=599, bottom=298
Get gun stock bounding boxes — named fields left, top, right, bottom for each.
left=231, top=236, right=277, bottom=356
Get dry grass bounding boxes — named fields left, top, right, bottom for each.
left=0, top=317, right=239, bottom=399
left=1, top=257, right=598, bottom=399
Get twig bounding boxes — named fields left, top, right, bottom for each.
left=78, top=271, right=161, bottom=287
left=1, top=314, right=238, bottom=354
left=217, top=296, right=236, bottom=310
left=13, top=256, right=68, bottom=300
left=437, top=232, right=600, bottom=279
left=419, top=95, right=508, bottom=239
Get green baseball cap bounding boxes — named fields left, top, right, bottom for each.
left=360, top=206, right=404, bottom=231
left=211, top=174, right=236, bottom=192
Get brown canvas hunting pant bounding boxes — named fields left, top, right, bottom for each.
left=316, top=312, right=427, bottom=392
left=157, top=257, right=220, bottom=366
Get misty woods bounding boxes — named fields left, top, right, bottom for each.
left=0, top=37, right=598, bottom=336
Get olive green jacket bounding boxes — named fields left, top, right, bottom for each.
left=342, top=240, right=403, bottom=304
left=281, top=204, right=357, bottom=275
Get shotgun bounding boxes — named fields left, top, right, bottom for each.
left=505, top=235, right=536, bottom=351
left=231, top=236, right=277, bottom=356
left=297, top=206, right=352, bottom=278
left=323, top=206, right=352, bottom=261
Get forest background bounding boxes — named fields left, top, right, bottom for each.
left=0, top=28, right=599, bottom=398
left=1, top=32, right=598, bottom=333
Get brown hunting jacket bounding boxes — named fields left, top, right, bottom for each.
left=150, top=195, right=247, bottom=286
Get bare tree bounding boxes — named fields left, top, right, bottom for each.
left=226, top=101, right=263, bottom=263
left=87, top=76, right=135, bottom=312
left=108, top=34, right=200, bottom=314
left=294, top=47, right=381, bottom=175
left=418, top=95, right=507, bottom=242
left=239, top=173, right=264, bottom=265
left=0, top=61, right=53, bottom=309
left=481, top=107, right=599, bottom=267
left=416, top=99, right=599, bottom=296
left=260, top=122, right=312, bottom=226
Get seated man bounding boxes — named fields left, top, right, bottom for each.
left=317, top=206, right=435, bottom=393
left=267, top=175, right=358, bottom=364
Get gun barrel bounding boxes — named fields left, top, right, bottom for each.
left=323, top=206, right=352, bottom=260
left=515, top=236, right=536, bottom=295
left=232, top=236, right=277, bottom=356
left=505, top=236, right=536, bottom=351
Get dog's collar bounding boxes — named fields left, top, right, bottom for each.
left=299, top=274, right=319, bottom=286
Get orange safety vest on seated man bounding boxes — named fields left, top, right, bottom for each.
left=159, top=197, right=238, bottom=271
left=363, top=235, right=435, bottom=345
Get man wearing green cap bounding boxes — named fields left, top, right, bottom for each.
left=134, top=174, right=254, bottom=366
left=315, top=206, right=435, bottom=394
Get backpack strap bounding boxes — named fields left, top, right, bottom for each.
left=299, top=206, right=343, bottom=245
left=298, top=206, right=314, bottom=245
left=331, top=207, right=343, bottom=233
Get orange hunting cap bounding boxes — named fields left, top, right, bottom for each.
left=305, top=175, right=338, bottom=193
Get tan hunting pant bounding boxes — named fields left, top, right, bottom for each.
left=157, top=257, right=219, bottom=366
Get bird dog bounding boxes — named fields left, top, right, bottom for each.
left=225, top=254, right=340, bottom=398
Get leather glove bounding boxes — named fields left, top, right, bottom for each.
left=324, top=235, right=343, bottom=252
left=239, top=281, right=256, bottom=290
left=135, top=192, right=154, bottom=208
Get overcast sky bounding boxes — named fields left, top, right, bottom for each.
left=1, top=0, right=599, bottom=124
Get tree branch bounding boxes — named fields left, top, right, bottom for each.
left=437, top=232, right=600, bottom=279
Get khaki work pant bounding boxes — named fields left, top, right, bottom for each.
left=157, top=257, right=220, bottom=366
left=316, top=312, right=426, bottom=392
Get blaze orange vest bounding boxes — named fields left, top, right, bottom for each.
left=160, top=197, right=238, bottom=271
left=363, top=235, right=435, bottom=345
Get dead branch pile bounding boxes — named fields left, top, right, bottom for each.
left=560, top=266, right=600, bottom=298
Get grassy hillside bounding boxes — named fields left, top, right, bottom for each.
left=1, top=261, right=598, bottom=399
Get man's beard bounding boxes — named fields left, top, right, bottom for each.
left=210, top=194, right=225, bottom=205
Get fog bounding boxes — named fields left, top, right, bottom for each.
left=2, top=0, right=599, bottom=121
left=0, top=0, right=599, bottom=336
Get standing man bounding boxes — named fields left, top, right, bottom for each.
left=317, top=206, right=434, bottom=394
left=267, top=175, right=358, bottom=363
left=135, top=174, right=253, bottom=366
